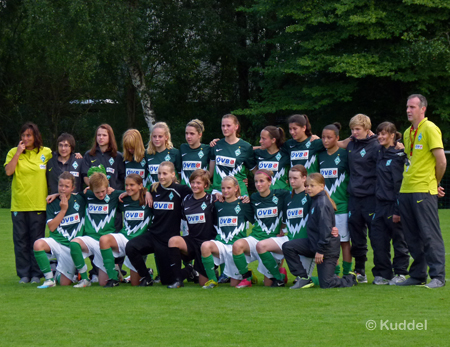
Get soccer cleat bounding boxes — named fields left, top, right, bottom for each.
left=373, top=276, right=390, bottom=285
left=424, top=278, right=445, bottom=289
left=389, top=274, right=406, bottom=285
left=236, top=278, right=252, bottom=288
left=396, top=277, right=426, bottom=286
left=186, top=264, right=200, bottom=283
left=19, top=277, right=30, bottom=284
left=37, top=279, right=56, bottom=289
left=167, top=280, right=184, bottom=289
left=348, top=272, right=358, bottom=286
left=279, top=267, right=288, bottom=284
left=217, top=273, right=230, bottom=283
left=30, top=277, right=40, bottom=284
left=139, top=276, right=154, bottom=287
left=270, top=278, right=285, bottom=287
left=202, top=279, right=218, bottom=289
left=250, top=269, right=258, bottom=284
left=90, top=274, right=99, bottom=283
left=356, top=273, right=368, bottom=283
left=104, top=279, right=120, bottom=288
left=290, top=277, right=314, bottom=289
left=73, top=279, right=91, bottom=288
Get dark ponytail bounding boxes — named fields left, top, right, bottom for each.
left=288, top=114, right=312, bottom=137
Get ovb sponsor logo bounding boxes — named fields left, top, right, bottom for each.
left=187, top=213, right=205, bottom=224
left=60, top=213, right=80, bottom=226
left=153, top=202, right=174, bottom=210
left=216, top=156, right=236, bottom=167
left=320, top=168, right=338, bottom=178
left=89, top=204, right=109, bottom=214
left=106, top=167, right=115, bottom=174
left=70, top=171, right=80, bottom=177
left=257, top=207, right=278, bottom=218
left=125, top=211, right=145, bottom=221
left=219, top=216, right=238, bottom=227
left=287, top=208, right=303, bottom=219
left=183, top=161, right=202, bottom=170
left=290, top=150, right=309, bottom=160
left=126, top=168, right=145, bottom=178
left=148, top=164, right=160, bottom=174
left=415, top=144, right=423, bottom=150
left=258, top=162, right=279, bottom=171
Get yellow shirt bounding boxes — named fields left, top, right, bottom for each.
left=4, top=147, right=52, bottom=211
left=400, top=118, right=443, bottom=194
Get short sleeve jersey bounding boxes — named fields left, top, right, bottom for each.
left=46, top=194, right=86, bottom=246
left=250, top=190, right=290, bottom=241
left=4, top=147, right=52, bottom=211
left=46, top=153, right=83, bottom=194
left=83, top=189, right=123, bottom=241
left=214, top=200, right=254, bottom=245
left=283, top=191, right=311, bottom=240
left=283, top=138, right=325, bottom=173
left=125, top=156, right=150, bottom=187
left=318, top=148, right=349, bottom=214
left=401, top=118, right=444, bottom=194
left=146, top=148, right=181, bottom=187
left=118, top=196, right=152, bottom=240
left=210, top=139, right=256, bottom=196
left=254, top=149, right=290, bottom=190
left=179, top=143, right=212, bottom=187
left=182, top=193, right=216, bottom=241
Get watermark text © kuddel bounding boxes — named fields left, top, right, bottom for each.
left=366, top=320, right=427, bottom=331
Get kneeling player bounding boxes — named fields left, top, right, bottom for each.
left=34, top=172, right=85, bottom=288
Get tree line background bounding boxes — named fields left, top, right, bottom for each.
left=1, top=0, right=450, bottom=207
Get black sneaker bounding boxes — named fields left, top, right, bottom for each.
left=270, top=278, right=285, bottom=287
left=217, top=273, right=230, bottom=283
left=186, top=264, right=199, bottom=283
left=153, top=275, right=161, bottom=284
left=104, top=279, right=120, bottom=288
left=139, top=276, right=154, bottom=287
left=396, top=277, right=426, bottom=286
left=167, top=280, right=184, bottom=289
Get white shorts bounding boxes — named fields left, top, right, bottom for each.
left=91, top=233, right=137, bottom=273
left=212, top=240, right=242, bottom=280
left=336, top=213, right=350, bottom=242
left=40, top=238, right=76, bottom=281
left=266, top=236, right=315, bottom=277
left=238, top=236, right=273, bottom=279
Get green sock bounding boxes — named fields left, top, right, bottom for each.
left=220, top=263, right=225, bottom=276
left=259, top=252, right=283, bottom=281
left=232, top=253, right=248, bottom=275
left=69, top=242, right=88, bottom=280
left=335, top=264, right=341, bottom=275
left=343, top=261, right=352, bottom=276
left=311, top=276, right=320, bottom=286
left=101, top=248, right=118, bottom=280
left=202, top=255, right=217, bottom=282
left=34, top=250, right=52, bottom=278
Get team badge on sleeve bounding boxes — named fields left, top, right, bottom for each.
left=234, top=205, right=241, bottom=214
left=272, top=196, right=278, bottom=204
left=276, top=153, right=281, bottom=161
left=109, top=158, right=114, bottom=165
left=334, top=156, right=341, bottom=165
left=104, top=195, right=110, bottom=203
left=72, top=162, right=78, bottom=169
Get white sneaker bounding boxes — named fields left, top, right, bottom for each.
left=389, top=274, right=407, bottom=285
left=73, top=279, right=91, bottom=288
left=356, top=273, right=368, bottom=283
left=373, top=276, right=389, bottom=285
left=38, top=279, right=56, bottom=289
left=90, top=274, right=99, bottom=283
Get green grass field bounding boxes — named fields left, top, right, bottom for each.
left=0, top=209, right=449, bottom=346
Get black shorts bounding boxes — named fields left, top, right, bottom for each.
left=181, top=236, right=208, bottom=278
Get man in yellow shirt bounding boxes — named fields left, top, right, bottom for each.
left=397, top=94, right=446, bottom=288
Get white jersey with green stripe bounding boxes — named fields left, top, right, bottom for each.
left=213, top=200, right=254, bottom=245
left=46, top=194, right=86, bottom=247
left=146, top=148, right=181, bottom=186
left=283, top=190, right=311, bottom=240
left=210, top=139, right=256, bottom=196
left=250, top=190, right=290, bottom=241
left=254, top=149, right=290, bottom=191
left=83, top=190, right=123, bottom=241
left=318, top=148, right=349, bottom=214
left=118, top=196, right=152, bottom=240
left=178, top=143, right=212, bottom=187
left=283, top=138, right=325, bottom=173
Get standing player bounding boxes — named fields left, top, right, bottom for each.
left=33, top=172, right=85, bottom=288
left=319, top=123, right=352, bottom=277
left=209, top=114, right=256, bottom=197
left=398, top=94, right=446, bottom=288
left=123, top=129, right=149, bottom=185
left=283, top=173, right=357, bottom=289
left=254, top=126, right=290, bottom=191
left=126, top=161, right=192, bottom=286
left=232, top=169, right=290, bottom=288
left=256, top=165, right=313, bottom=287
left=97, top=174, right=152, bottom=287
left=371, top=122, right=409, bottom=285
left=47, top=133, right=83, bottom=194
left=201, top=176, right=254, bottom=289
left=146, top=122, right=181, bottom=187
left=69, top=172, right=123, bottom=287
left=167, top=169, right=216, bottom=288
